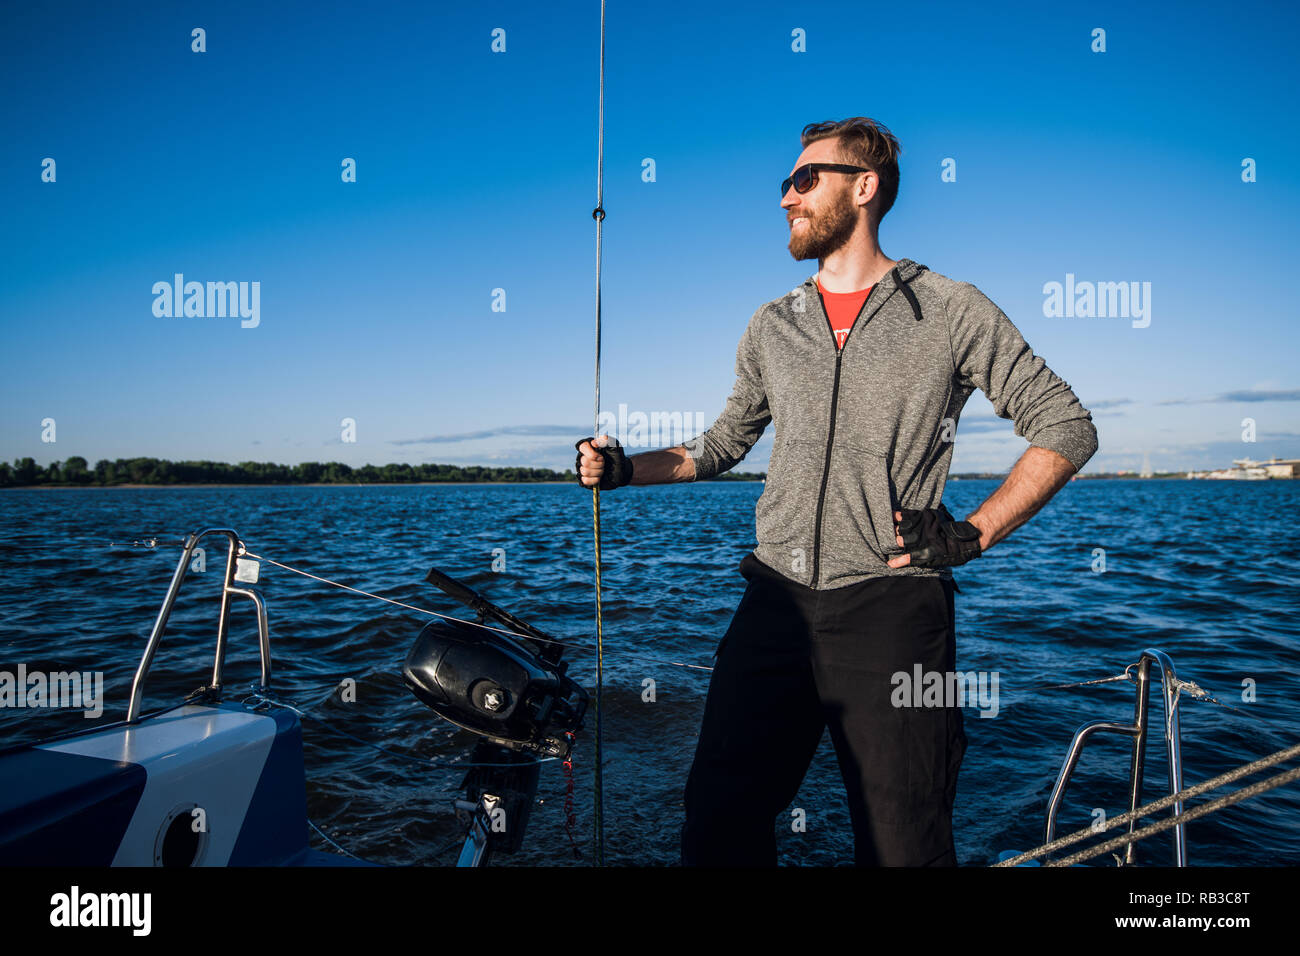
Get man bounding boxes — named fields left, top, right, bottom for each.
left=575, top=117, right=1098, bottom=866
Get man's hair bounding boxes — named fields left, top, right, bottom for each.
left=800, top=117, right=901, bottom=222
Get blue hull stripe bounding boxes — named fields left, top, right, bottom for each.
left=228, top=706, right=311, bottom=865
left=0, top=748, right=146, bottom=865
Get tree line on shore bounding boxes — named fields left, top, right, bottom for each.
left=0, top=456, right=765, bottom=486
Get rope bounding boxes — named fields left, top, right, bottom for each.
left=994, top=741, right=1300, bottom=867
left=589, top=0, right=609, bottom=867
left=1049, top=765, right=1300, bottom=867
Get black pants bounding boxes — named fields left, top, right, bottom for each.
left=681, top=551, right=967, bottom=866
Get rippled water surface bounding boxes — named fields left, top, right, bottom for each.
left=1, top=479, right=1297, bottom=866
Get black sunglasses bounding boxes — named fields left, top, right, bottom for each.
left=781, top=163, right=872, bottom=198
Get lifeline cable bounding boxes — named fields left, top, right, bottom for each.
left=589, top=0, right=608, bottom=867
left=240, top=547, right=716, bottom=672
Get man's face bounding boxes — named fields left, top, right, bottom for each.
left=781, top=141, right=868, bottom=262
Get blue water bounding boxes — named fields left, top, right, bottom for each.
left=1, top=480, right=1297, bottom=866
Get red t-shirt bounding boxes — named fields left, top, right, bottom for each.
left=816, top=277, right=873, bottom=350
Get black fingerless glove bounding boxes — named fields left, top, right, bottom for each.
left=897, top=503, right=982, bottom=568
left=575, top=436, right=634, bottom=490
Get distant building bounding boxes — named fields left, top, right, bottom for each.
left=1261, top=458, right=1300, bottom=478
left=1189, top=456, right=1298, bottom=479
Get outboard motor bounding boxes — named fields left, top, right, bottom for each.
left=403, top=567, right=587, bottom=760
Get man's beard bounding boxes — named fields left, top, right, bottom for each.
left=788, top=186, right=858, bottom=261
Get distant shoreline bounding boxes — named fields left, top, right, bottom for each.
left=9, top=453, right=1293, bottom=489
left=3, top=481, right=584, bottom=490
left=4, top=474, right=1287, bottom=490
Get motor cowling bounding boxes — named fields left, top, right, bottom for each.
left=402, top=618, right=586, bottom=758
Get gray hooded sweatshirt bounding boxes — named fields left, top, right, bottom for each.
left=684, top=258, right=1098, bottom=590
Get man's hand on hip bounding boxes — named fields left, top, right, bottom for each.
left=887, top=504, right=983, bottom=569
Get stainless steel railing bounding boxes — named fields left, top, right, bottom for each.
left=126, top=528, right=271, bottom=722
left=1043, top=648, right=1186, bottom=865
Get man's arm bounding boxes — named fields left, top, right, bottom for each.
left=947, top=283, right=1097, bottom=552
left=946, top=280, right=1099, bottom=477
left=886, top=283, right=1098, bottom=567
left=579, top=430, right=756, bottom=487
left=963, top=445, right=1076, bottom=550
left=629, top=445, right=696, bottom=484
left=576, top=436, right=696, bottom=487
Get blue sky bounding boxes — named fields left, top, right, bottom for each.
left=2, top=0, right=1297, bottom=475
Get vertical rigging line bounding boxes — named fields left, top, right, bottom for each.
left=590, top=0, right=608, bottom=867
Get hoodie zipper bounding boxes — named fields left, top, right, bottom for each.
left=809, top=279, right=881, bottom=589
